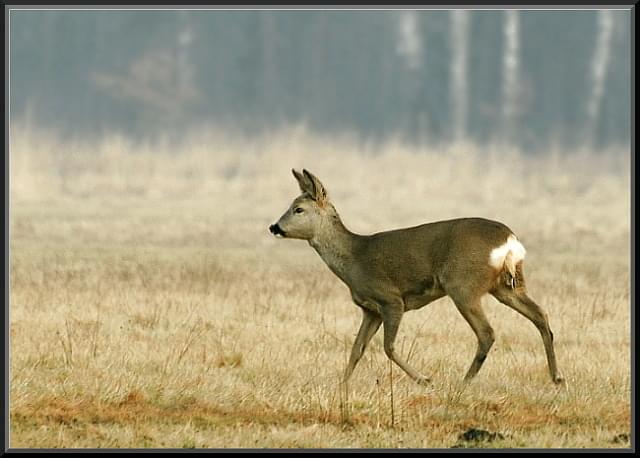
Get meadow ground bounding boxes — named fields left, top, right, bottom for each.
left=8, top=126, right=632, bottom=449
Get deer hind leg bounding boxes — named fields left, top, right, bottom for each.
left=491, top=285, right=564, bottom=384
left=380, top=301, right=431, bottom=386
left=343, top=309, right=382, bottom=383
left=449, top=291, right=496, bottom=382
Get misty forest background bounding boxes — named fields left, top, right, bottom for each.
left=9, top=9, right=631, bottom=153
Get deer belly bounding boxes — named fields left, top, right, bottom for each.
left=402, top=276, right=445, bottom=311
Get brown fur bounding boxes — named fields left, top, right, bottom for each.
left=271, top=169, right=564, bottom=386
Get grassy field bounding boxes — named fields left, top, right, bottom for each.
left=8, top=126, right=632, bottom=449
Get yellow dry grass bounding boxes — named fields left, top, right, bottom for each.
left=8, top=124, right=632, bottom=449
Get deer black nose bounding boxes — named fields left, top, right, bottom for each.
left=269, top=223, right=283, bottom=236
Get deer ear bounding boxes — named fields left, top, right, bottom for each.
left=292, top=168, right=313, bottom=194
left=302, top=169, right=328, bottom=205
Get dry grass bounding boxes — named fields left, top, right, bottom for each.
left=9, top=124, right=631, bottom=449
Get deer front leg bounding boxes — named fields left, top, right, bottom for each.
left=343, top=309, right=382, bottom=383
left=381, top=301, right=431, bottom=386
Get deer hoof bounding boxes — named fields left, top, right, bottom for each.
left=415, top=375, right=431, bottom=386
left=553, top=374, right=566, bottom=386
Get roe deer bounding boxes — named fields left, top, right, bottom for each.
left=269, top=169, right=564, bottom=386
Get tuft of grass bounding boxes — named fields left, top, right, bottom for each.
left=215, top=352, right=243, bottom=368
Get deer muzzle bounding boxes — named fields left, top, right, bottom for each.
left=269, top=223, right=286, bottom=237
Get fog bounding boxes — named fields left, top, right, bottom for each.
left=9, top=8, right=631, bottom=153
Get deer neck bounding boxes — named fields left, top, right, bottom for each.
left=308, top=215, right=359, bottom=284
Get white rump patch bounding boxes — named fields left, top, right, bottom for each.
left=489, top=234, right=526, bottom=272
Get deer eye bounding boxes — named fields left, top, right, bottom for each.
left=294, top=207, right=304, bottom=214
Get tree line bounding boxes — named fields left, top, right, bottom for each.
left=9, top=10, right=631, bottom=152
